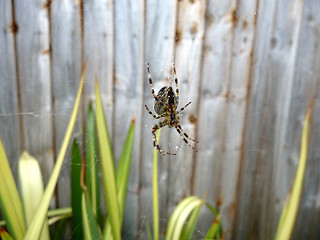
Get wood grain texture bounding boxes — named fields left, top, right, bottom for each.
left=14, top=0, right=54, bottom=190
left=1, top=1, right=320, bottom=239
left=290, top=0, right=320, bottom=239
left=233, top=0, right=279, bottom=238
left=50, top=0, right=82, bottom=208
left=82, top=0, right=114, bottom=221
left=193, top=0, right=237, bottom=236
left=0, top=1, right=20, bottom=179
left=167, top=0, right=206, bottom=234
left=82, top=0, right=114, bottom=137
left=113, top=0, right=144, bottom=237
left=220, top=1, right=257, bottom=238
left=234, top=0, right=312, bottom=239
left=141, top=0, right=177, bottom=237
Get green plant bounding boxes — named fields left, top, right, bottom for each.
left=0, top=61, right=87, bottom=240
left=74, top=79, right=135, bottom=240
left=152, top=131, right=223, bottom=240
left=275, top=99, right=315, bottom=240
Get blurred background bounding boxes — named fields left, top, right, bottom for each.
left=1, top=0, right=320, bottom=239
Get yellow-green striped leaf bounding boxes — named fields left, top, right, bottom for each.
left=116, top=116, right=135, bottom=224
left=24, top=61, right=87, bottom=240
left=103, top=117, right=135, bottom=240
left=0, top=138, right=25, bottom=239
left=95, top=79, right=121, bottom=240
left=275, top=99, right=314, bottom=240
left=153, top=130, right=161, bottom=240
left=86, top=102, right=101, bottom=225
left=82, top=192, right=101, bottom=240
left=165, top=196, right=202, bottom=240
left=18, top=151, right=50, bottom=240
left=0, top=226, right=14, bottom=240
left=205, top=214, right=222, bottom=240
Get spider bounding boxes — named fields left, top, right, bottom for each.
left=145, top=63, right=198, bottom=156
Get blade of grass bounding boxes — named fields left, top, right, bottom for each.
left=52, top=218, right=68, bottom=240
left=0, top=226, right=14, bottom=240
left=153, top=129, right=161, bottom=240
left=171, top=198, right=202, bottom=240
left=116, top=116, right=135, bottom=223
left=181, top=199, right=202, bottom=239
left=47, top=207, right=72, bottom=218
left=165, top=196, right=200, bottom=240
left=25, top=61, right=87, bottom=240
left=275, top=99, right=314, bottom=240
left=86, top=102, right=101, bottom=225
left=103, top=117, right=135, bottom=240
left=145, top=217, right=152, bottom=240
left=95, top=79, right=121, bottom=240
left=18, top=151, right=50, bottom=240
left=0, top=137, right=25, bottom=239
left=205, top=214, right=221, bottom=240
left=275, top=193, right=290, bottom=236
left=205, top=202, right=220, bottom=217
left=48, top=213, right=72, bottom=226
left=71, top=140, right=83, bottom=240
left=82, top=192, right=101, bottom=240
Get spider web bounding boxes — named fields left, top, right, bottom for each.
left=1, top=1, right=317, bottom=240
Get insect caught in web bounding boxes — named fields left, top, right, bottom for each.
left=145, top=63, right=198, bottom=156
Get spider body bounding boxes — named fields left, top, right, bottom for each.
left=145, top=63, right=198, bottom=156
left=154, top=86, right=177, bottom=115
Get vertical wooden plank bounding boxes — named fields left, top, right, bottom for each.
left=259, top=0, right=304, bottom=238
left=167, top=0, right=206, bottom=229
left=290, top=0, right=320, bottom=239
left=82, top=0, right=113, bottom=222
left=141, top=0, right=177, bottom=237
left=234, top=0, right=307, bottom=239
left=233, top=0, right=276, bottom=238
left=0, top=1, right=20, bottom=178
left=83, top=0, right=114, bottom=136
left=14, top=0, right=54, bottom=191
left=50, top=0, right=82, bottom=207
left=113, top=0, right=144, bottom=237
left=219, top=0, right=257, bottom=238
left=193, top=0, right=236, bottom=235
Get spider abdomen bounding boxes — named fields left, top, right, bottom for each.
left=154, top=86, right=177, bottom=115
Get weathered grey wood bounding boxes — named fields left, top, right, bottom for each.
left=82, top=0, right=114, bottom=137
left=233, top=0, right=277, bottom=238
left=14, top=0, right=54, bottom=194
left=290, top=1, right=320, bottom=239
left=141, top=0, right=177, bottom=237
left=0, top=1, right=20, bottom=179
left=50, top=0, right=82, bottom=208
left=234, top=0, right=311, bottom=239
left=113, top=0, right=144, bottom=237
left=82, top=0, right=114, bottom=220
left=2, top=1, right=320, bottom=239
left=218, top=0, right=257, bottom=238
left=166, top=0, right=206, bottom=233
left=193, top=0, right=237, bottom=236
left=259, top=0, right=305, bottom=238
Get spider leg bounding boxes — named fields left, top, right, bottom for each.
left=177, top=101, right=191, bottom=114
left=147, top=63, right=158, bottom=101
left=177, top=124, right=198, bottom=143
left=145, top=105, right=161, bottom=119
left=175, top=125, right=198, bottom=152
left=173, top=63, right=179, bottom=105
left=152, top=120, right=176, bottom=156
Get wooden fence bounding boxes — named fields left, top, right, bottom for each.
left=1, top=0, right=320, bottom=239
